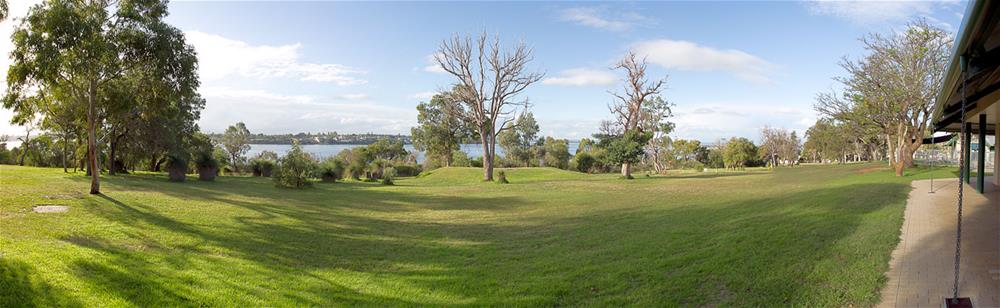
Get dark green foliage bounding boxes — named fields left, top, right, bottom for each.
left=249, top=159, right=275, bottom=177
left=498, top=112, right=539, bottom=166
left=317, top=158, right=346, bottom=183
left=392, top=165, right=422, bottom=177
left=273, top=141, right=316, bottom=188
left=571, top=152, right=596, bottom=173
left=600, top=131, right=652, bottom=172
left=541, top=137, right=571, bottom=169
left=411, top=90, right=475, bottom=168
left=470, top=156, right=484, bottom=168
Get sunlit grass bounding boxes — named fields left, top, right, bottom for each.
left=0, top=163, right=954, bottom=306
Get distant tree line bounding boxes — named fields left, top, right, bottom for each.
left=206, top=132, right=412, bottom=145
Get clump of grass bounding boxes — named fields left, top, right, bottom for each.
left=497, top=170, right=509, bottom=184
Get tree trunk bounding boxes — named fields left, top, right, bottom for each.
left=62, top=134, right=68, bottom=173
left=18, top=130, right=30, bottom=166
left=621, top=162, right=631, bottom=178
left=86, top=80, right=100, bottom=194
left=479, top=129, right=493, bottom=181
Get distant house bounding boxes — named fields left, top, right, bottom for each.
left=931, top=0, right=999, bottom=192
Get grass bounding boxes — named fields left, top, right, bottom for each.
left=0, top=163, right=955, bottom=306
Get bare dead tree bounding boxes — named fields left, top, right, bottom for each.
left=435, top=31, right=543, bottom=181
left=608, top=51, right=665, bottom=178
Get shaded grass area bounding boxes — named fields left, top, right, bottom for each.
left=0, top=163, right=955, bottom=306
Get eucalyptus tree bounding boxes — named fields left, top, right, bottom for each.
left=608, top=51, right=668, bottom=178
left=497, top=111, right=539, bottom=167
left=434, top=31, right=544, bottom=181
left=816, top=19, right=950, bottom=176
left=411, top=90, right=475, bottom=167
left=222, top=122, right=251, bottom=172
left=5, top=0, right=201, bottom=194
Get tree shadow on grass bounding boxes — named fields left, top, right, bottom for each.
left=56, top=172, right=913, bottom=306
left=0, top=258, right=82, bottom=307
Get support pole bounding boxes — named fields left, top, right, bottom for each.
left=978, top=114, right=986, bottom=193
left=963, top=122, right=972, bottom=184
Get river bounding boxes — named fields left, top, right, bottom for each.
left=248, top=142, right=580, bottom=163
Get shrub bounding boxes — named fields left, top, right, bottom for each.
left=451, top=150, right=471, bottom=167
left=497, top=170, right=509, bottom=184
left=381, top=167, right=396, bottom=185
left=470, top=156, right=484, bottom=168
left=571, top=152, right=596, bottom=173
left=164, top=154, right=187, bottom=182
left=393, top=164, right=421, bottom=177
left=273, top=141, right=316, bottom=188
left=249, top=159, right=275, bottom=177
left=317, top=158, right=345, bottom=183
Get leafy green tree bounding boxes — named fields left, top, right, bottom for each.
left=274, top=140, right=316, bottom=188
left=723, top=137, right=757, bottom=170
left=600, top=131, right=652, bottom=178
left=542, top=137, right=570, bottom=169
left=222, top=122, right=251, bottom=172
left=411, top=91, right=474, bottom=168
left=5, top=0, right=200, bottom=194
left=365, top=138, right=408, bottom=161
left=815, top=20, right=950, bottom=176
left=498, top=112, right=540, bottom=167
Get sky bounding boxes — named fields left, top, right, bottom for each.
left=0, top=0, right=969, bottom=144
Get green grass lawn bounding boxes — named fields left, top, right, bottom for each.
left=0, top=163, right=955, bottom=306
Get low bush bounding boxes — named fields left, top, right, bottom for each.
left=249, top=159, right=275, bottom=177
left=273, top=141, right=316, bottom=188
left=381, top=167, right=396, bottom=185
left=317, top=158, right=346, bottom=183
left=497, top=170, right=509, bottom=184
left=393, top=165, right=421, bottom=177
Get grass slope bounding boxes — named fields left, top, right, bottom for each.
left=0, top=164, right=953, bottom=306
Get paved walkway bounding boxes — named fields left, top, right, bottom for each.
left=879, top=178, right=998, bottom=307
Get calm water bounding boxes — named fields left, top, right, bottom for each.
left=249, top=142, right=580, bottom=163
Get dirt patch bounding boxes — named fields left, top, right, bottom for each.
left=33, top=205, right=69, bottom=213
left=857, top=167, right=890, bottom=174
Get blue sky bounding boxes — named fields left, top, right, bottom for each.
left=0, top=1, right=969, bottom=143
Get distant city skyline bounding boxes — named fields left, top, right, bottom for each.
left=1, top=1, right=967, bottom=143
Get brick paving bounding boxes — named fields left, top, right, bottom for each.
left=879, top=177, right=998, bottom=307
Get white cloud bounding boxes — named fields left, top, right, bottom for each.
left=422, top=53, right=446, bottom=73
left=199, top=87, right=414, bottom=134
left=542, top=68, right=617, bottom=87
left=632, top=39, right=776, bottom=84
left=337, top=93, right=370, bottom=100
left=671, top=104, right=812, bottom=143
left=410, top=91, right=438, bottom=101
left=184, top=30, right=365, bottom=85
left=559, top=7, right=649, bottom=31
left=805, top=1, right=947, bottom=25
